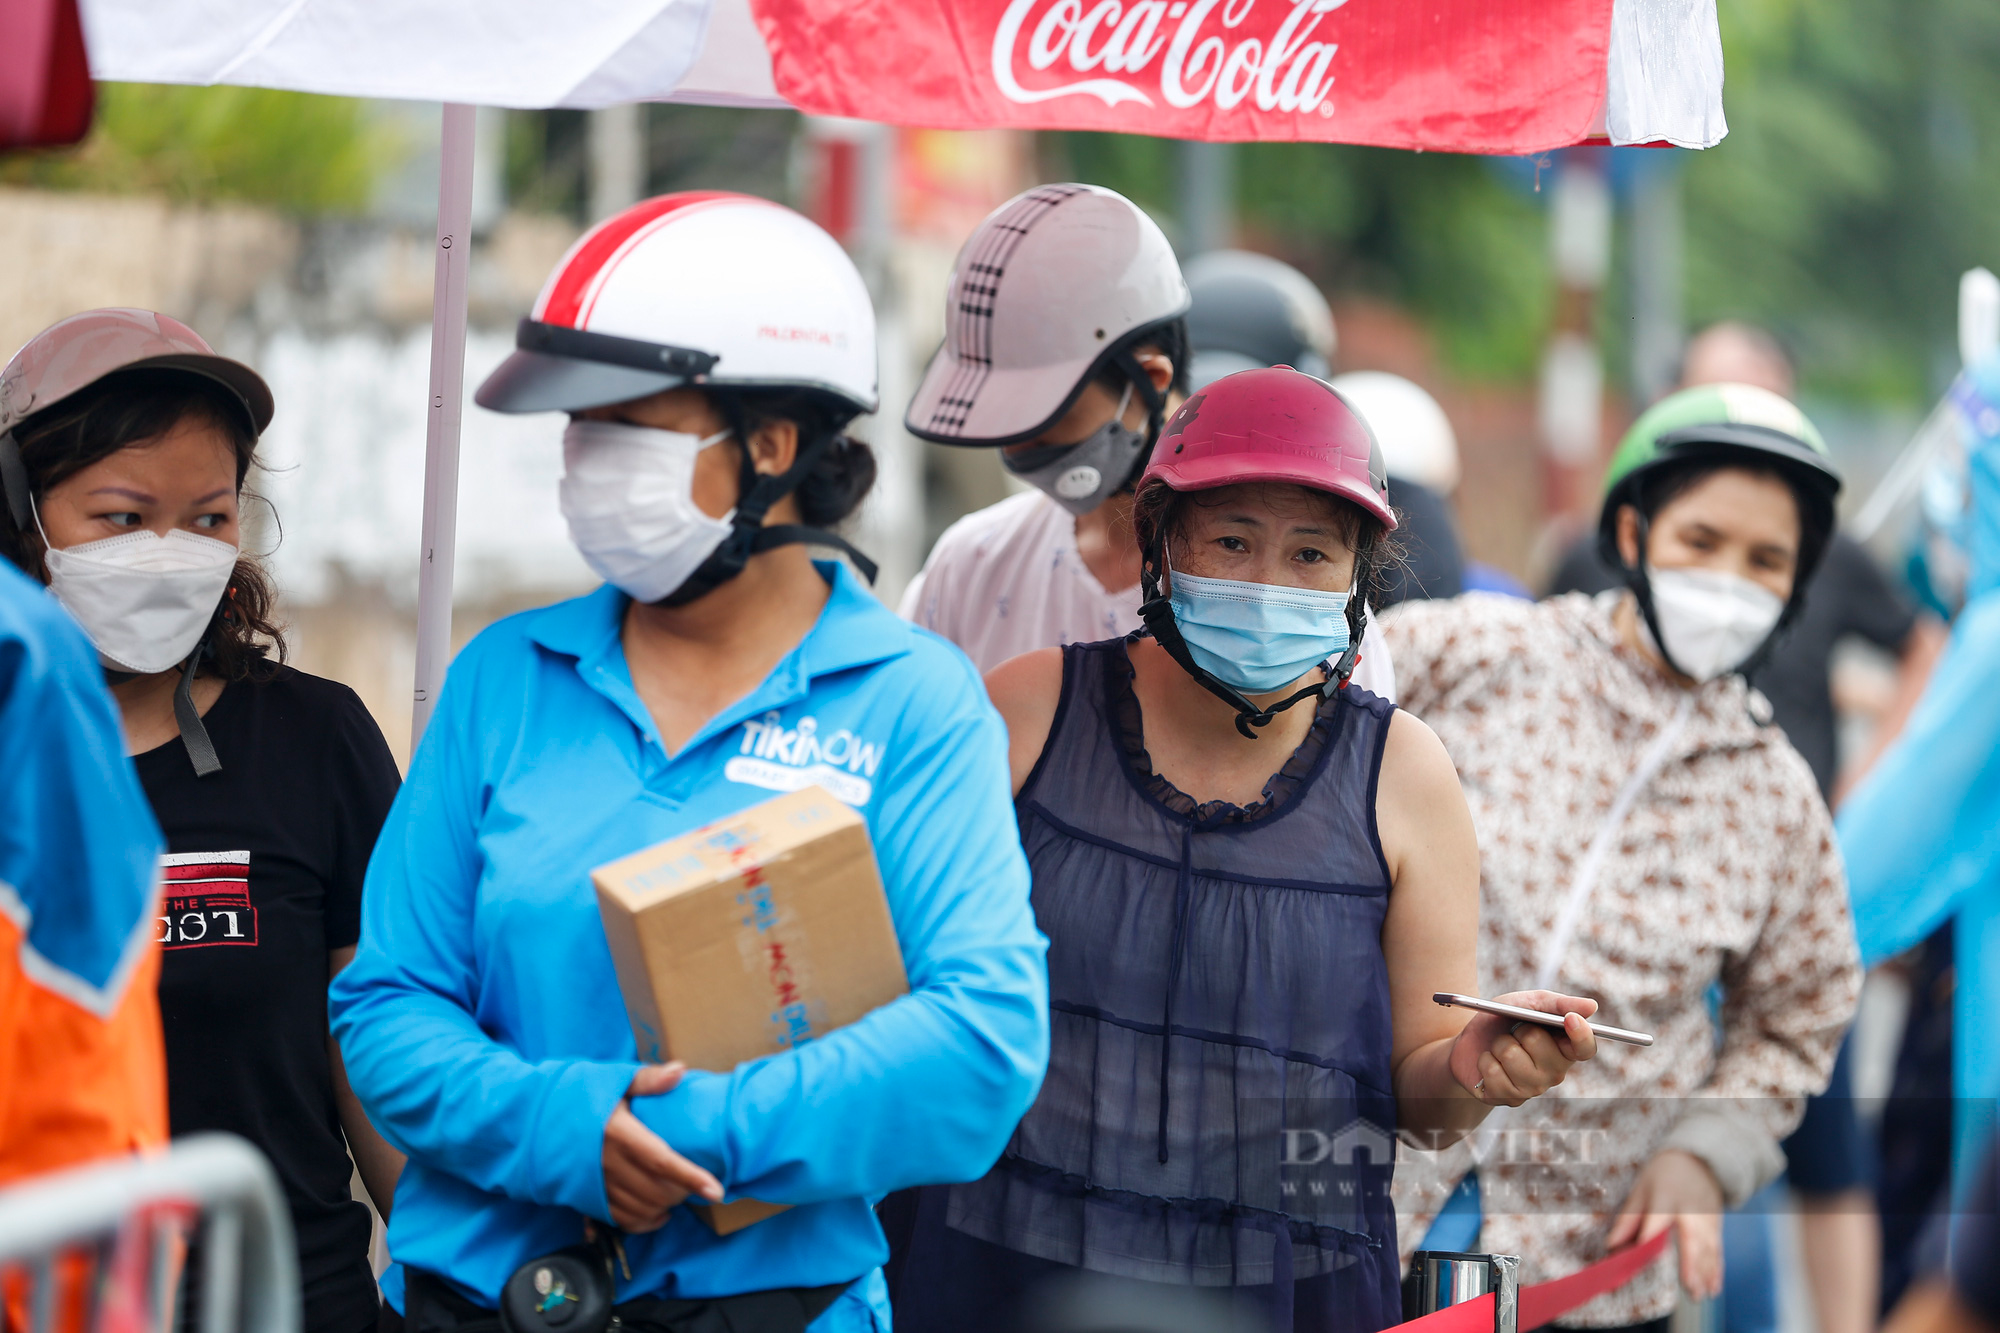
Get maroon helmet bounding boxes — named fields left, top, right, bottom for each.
left=1141, top=365, right=1396, bottom=530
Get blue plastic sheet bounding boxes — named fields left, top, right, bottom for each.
left=1838, top=357, right=2000, bottom=1185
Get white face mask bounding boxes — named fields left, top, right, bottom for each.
left=559, top=419, right=734, bottom=603
left=41, top=521, right=238, bottom=675
left=1643, top=566, right=1786, bottom=682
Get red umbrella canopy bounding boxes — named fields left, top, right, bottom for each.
left=81, top=0, right=1721, bottom=152
left=754, top=0, right=1626, bottom=154
left=0, top=0, right=93, bottom=150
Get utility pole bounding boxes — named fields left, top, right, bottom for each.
left=589, top=104, right=647, bottom=221
left=1177, top=140, right=1235, bottom=255
left=803, top=117, right=923, bottom=604
left=1627, top=164, right=1684, bottom=406
left=1537, top=155, right=1612, bottom=522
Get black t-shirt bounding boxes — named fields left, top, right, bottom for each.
left=137, top=666, right=400, bottom=1333
left=1545, top=532, right=1919, bottom=797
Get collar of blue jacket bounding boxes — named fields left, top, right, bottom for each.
left=524, top=560, right=913, bottom=753
left=329, top=562, right=1049, bottom=1330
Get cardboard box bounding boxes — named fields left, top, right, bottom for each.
left=593, top=785, right=910, bottom=1234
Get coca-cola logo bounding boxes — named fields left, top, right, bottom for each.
left=991, top=0, right=1349, bottom=115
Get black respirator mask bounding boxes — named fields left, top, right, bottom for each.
left=1000, top=349, right=1165, bottom=517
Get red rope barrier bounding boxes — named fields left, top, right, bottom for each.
left=1388, top=1230, right=1673, bottom=1333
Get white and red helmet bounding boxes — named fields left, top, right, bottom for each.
left=477, top=192, right=877, bottom=416
left=905, top=183, right=1189, bottom=447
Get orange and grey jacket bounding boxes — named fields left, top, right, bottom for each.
left=0, top=560, right=166, bottom=1186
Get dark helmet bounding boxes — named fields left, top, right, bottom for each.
left=1184, top=251, right=1335, bottom=389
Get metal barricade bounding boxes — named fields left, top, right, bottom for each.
left=1404, top=1250, right=1521, bottom=1333
left=0, top=1135, right=298, bottom=1333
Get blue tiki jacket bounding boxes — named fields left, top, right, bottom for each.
left=329, top=564, right=1049, bottom=1330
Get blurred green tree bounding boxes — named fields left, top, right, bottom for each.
left=1049, top=0, right=2000, bottom=402
left=1682, top=0, right=2000, bottom=401
left=502, top=105, right=802, bottom=220
left=1044, top=133, right=1552, bottom=383
left=0, top=84, right=396, bottom=213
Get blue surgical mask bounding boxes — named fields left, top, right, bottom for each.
left=1167, top=564, right=1352, bottom=694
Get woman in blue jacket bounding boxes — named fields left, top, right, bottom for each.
left=327, top=194, right=1050, bottom=1333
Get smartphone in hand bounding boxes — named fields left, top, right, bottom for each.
left=1432, top=992, right=1654, bottom=1047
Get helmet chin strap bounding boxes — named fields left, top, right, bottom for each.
left=1112, top=346, right=1167, bottom=442
left=0, top=430, right=31, bottom=530
left=170, top=646, right=223, bottom=776
left=1109, top=346, right=1168, bottom=494
left=1619, top=515, right=1690, bottom=681
left=653, top=420, right=879, bottom=608
left=1135, top=544, right=1364, bottom=741
left=102, top=646, right=222, bottom=777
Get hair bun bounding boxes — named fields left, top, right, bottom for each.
left=797, top=433, right=878, bottom=529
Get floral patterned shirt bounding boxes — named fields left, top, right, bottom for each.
left=1382, top=591, right=1861, bottom=1325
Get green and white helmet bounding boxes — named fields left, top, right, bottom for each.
left=1597, top=382, right=1842, bottom=585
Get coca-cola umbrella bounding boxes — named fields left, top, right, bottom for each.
left=78, top=0, right=1726, bottom=741
left=754, top=0, right=1725, bottom=152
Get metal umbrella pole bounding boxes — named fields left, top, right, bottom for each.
left=412, top=102, right=476, bottom=748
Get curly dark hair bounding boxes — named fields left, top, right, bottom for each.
left=2, top=367, right=285, bottom=681
left=1130, top=476, right=1397, bottom=648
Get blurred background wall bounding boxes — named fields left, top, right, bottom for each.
left=2, top=0, right=1995, bottom=766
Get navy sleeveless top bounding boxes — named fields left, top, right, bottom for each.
left=912, top=636, right=1401, bottom=1331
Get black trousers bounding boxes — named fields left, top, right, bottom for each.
left=1533, top=1318, right=1673, bottom=1333
left=383, top=1267, right=848, bottom=1333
